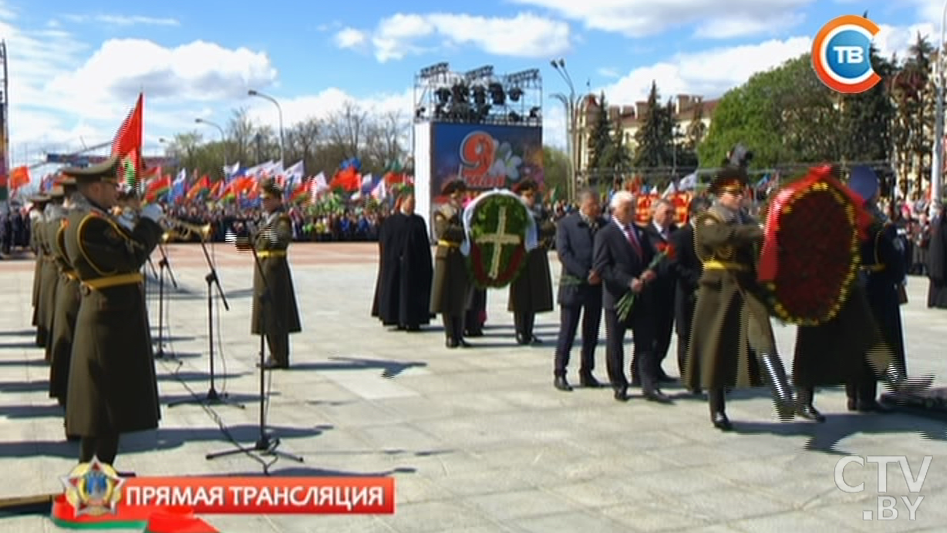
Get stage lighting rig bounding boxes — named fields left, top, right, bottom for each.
left=414, top=63, right=542, bottom=126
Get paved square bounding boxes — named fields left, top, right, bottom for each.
left=0, top=242, right=944, bottom=532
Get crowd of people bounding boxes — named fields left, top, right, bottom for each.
left=372, top=164, right=945, bottom=431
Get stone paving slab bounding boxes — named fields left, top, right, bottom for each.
left=0, top=242, right=944, bottom=532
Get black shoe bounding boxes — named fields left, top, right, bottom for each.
left=712, top=412, right=732, bottom=431
left=405, top=325, right=421, bottom=332
left=857, top=400, right=892, bottom=413
left=529, top=335, right=542, bottom=345
left=458, top=339, right=472, bottom=348
left=847, top=398, right=858, bottom=412
left=796, top=404, right=826, bottom=423
left=446, top=338, right=459, bottom=349
left=554, top=376, right=573, bottom=392
left=614, top=388, right=629, bottom=402
left=579, top=373, right=601, bottom=388
left=515, top=333, right=529, bottom=345
left=257, top=357, right=287, bottom=370
left=465, top=329, right=483, bottom=337
left=644, top=389, right=672, bottom=404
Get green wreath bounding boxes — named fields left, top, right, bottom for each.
left=466, top=194, right=530, bottom=288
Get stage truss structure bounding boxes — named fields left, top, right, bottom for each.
left=413, top=62, right=542, bottom=128
left=0, top=40, right=8, bottom=205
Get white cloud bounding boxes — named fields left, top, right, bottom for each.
left=63, top=13, right=180, bottom=26
left=601, top=37, right=812, bottom=105
left=363, top=12, right=571, bottom=62
left=509, top=0, right=812, bottom=38
left=334, top=27, right=368, bottom=49
left=874, top=22, right=937, bottom=60
left=597, top=67, right=621, bottom=79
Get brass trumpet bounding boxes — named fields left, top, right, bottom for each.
left=162, top=218, right=213, bottom=241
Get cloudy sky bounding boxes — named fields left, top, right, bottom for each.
left=2, top=0, right=942, bottom=183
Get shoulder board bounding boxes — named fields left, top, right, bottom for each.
left=698, top=211, right=724, bottom=225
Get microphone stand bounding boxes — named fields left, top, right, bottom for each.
left=169, top=232, right=244, bottom=409
left=207, top=240, right=301, bottom=464
left=154, top=239, right=177, bottom=360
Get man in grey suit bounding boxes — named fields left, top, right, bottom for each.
left=553, top=189, right=606, bottom=391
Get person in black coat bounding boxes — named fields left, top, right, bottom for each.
left=927, top=206, right=947, bottom=308
left=371, top=191, right=433, bottom=331
left=641, top=198, right=679, bottom=383
left=592, top=191, right=671, bottom=403
left=552, top=189, right=606, bottom=391
left=847, top=166, right=911, bottom=412
left=667, top=196, right=711, bottom=392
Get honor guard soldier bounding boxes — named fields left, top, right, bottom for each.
left=60, top=156, right=165, bottom=468
left=509, top=179, right=555, bottom=345
left=846, top=166, right=916, bottom=411
left=685, top=168, right=796, bottom=430
left=29, top=194, right=51, bottom=347
left=431, top=179, right=471, bottom=348
left=46, top=177, right=82, bottom=414
left=38, top=190, right=65, bottom=357
left=250, top=179, right=302, bottom=369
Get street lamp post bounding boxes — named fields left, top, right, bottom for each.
left=932, top=0, right=947, bottom=218
left=248, top=89, right=284, bottom=167
left=195, top=118, right=228, bottom=169
left=551, top=58, right=577, bottom=203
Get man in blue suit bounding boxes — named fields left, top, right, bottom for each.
left=552, top=189, right=607, bottom=391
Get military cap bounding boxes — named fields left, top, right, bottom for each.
left=848, top=166, right=879, bottom=204
left=29, top=194, right=51, bottom=204
left=48, top=185, right=65, bottom=199
left=513, top=179, right=539, bottom=194
left=441, top=179, right=467, bottom=195
left=57, top=176, right=78, bottom=194
left=708, top=167, right=749, bottom=195
left=60, top=155, right=121, bottom=183
left=259, top=178, right=283, bottom=199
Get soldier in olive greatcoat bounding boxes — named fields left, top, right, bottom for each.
left=46, top=177, right=81, bottom=414
left=685, top=168, right=795, bottom=431
left=38, top=191, right=64, bottom=357
left=29, top=194, right=51, bottom=347
left=430, top=179, right=471, bottom=348
left=61, top=156, right=164, bottom=468
left=248, top=179, right=302, bottom=369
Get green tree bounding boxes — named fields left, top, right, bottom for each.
left=632, top=82, right=675, bottom=168
left=698, top=54, right=839, bottom=168
left=586, top=92, right=615, bottom=174
left=542, top=145, right=569, bottom=199
left=838, top=45, right=895, bottom=163
left=891, top=34, right=935, bottom=196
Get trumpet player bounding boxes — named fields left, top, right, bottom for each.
left=238, top=179, right=301, bottom=370
left=59, top=155, right=164, bottom=471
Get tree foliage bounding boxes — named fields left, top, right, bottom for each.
left=632, top=82, right=675, bottom=168
left=163, top=104, right=410, bottom=180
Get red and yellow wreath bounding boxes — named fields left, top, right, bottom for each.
left=757, top=166, right=871, bottom=325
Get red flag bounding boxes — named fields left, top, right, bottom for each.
left=112, top=93, right=143, bottom=187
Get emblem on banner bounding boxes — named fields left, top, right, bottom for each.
left=60, top=458, right=125, bottom=517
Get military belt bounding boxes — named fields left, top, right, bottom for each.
left=437, top=240, right=460, bottom=248
left=61, top=270, right=78, bottom=281
left=702, top=260, right=747, bottom=271
left=258, top=250, right=287, bottom=258
left=860, top=264, right=885, bottom=272
left=81, top=272, right=144, bottom=290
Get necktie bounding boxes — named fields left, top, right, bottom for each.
left=626, top=225, right=642, bottom=256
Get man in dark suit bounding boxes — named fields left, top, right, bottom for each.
left=553, top=189, right=606, bottom=391
left=641, top=198, right=679, bottom=383
left=593, top=190, right=671, bottom=403
left=668, top=197, right=711, bottom=392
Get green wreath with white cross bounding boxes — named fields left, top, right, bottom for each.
left=466, top=193, right=530, bottom=288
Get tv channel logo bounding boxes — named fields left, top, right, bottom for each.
left=812, top=15, right=881, bottom=93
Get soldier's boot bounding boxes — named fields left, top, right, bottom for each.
left=453, top=317, right=470, bottom=348
left=795, top=387, right=825, bottom=423
left=708, top=388, right=731, bottom=431
left=882, top=363, right=933, bottom=396
left=758, top=352, right=796, bottom=421
left=845, top=383, right=859, bottom=411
